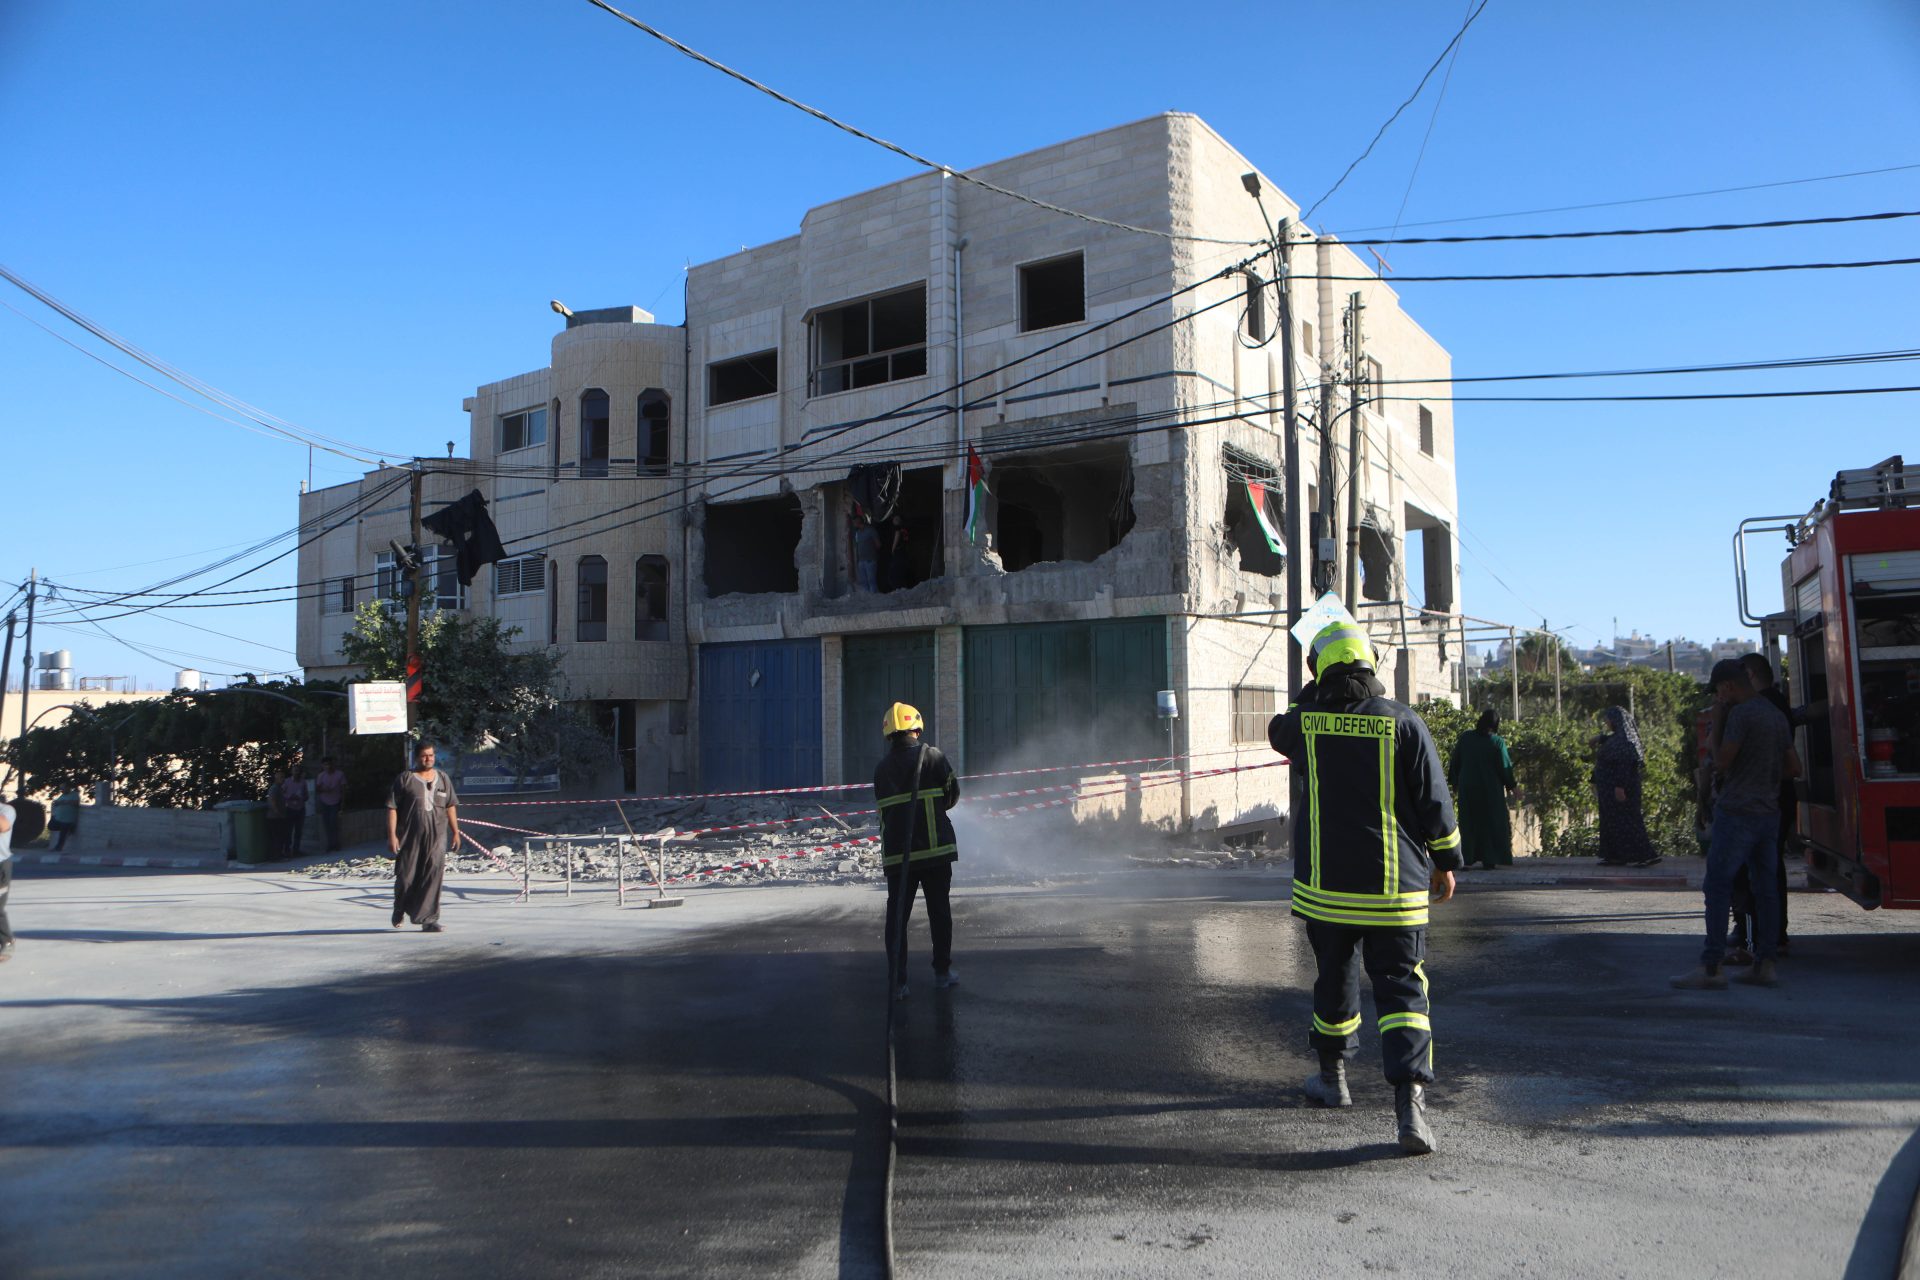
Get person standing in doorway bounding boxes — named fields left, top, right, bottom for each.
left=1269, top=613, right=1462, bottom=1155
left=1449, top=710, right=1517, bottom=869
left=314, top=756, right=348, bottom=853
left=1673, top=660, right=1799, bottom=990
left=874, top=702, right=960, bottom=998
left=387, top=742, right=460, bottom=933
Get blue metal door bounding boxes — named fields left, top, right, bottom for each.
left=698, top=640, right=823, bottom=792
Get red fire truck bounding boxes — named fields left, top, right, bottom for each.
left=1735, top=456, right=1920, bottom=908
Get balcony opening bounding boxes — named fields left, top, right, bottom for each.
left=704, top=494, right=803, bottom=596
left=1405, top=503, right=1454, bottom=611
left=989, top=440, right=1134, bottom=573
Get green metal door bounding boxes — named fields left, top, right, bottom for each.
left=963, top=618, right=1166, bottom=773
left=842, top=632, right=938, bottom=783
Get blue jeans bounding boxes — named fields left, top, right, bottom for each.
left=1703, top=805, right=1780, bottom=967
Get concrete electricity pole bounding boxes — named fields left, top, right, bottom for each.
left=17, top=570, right=36, bottom=744
left=1316, top=238, right=1339, bottom=598
left=1276, top=220, right=1304, bottom=698
left=1342, top=294, right=1366, bottom=607
left=405, top=467, right=425, bottom=763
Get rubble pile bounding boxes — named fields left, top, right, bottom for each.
left=300, top=793, right=886, bottom=889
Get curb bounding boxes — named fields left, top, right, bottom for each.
left=1904, top=1166, right=1920, bottom=1280
left=12, top=853, right=230, bottom=871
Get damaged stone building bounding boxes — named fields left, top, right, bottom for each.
left=294, top=112, right=1465, bottom=830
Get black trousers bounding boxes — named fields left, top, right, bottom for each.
left=884, top=858, right=953, bottom=981
left=1305, top=921, right=1434, bottom=1085
left=0, top=858, right=12, bottom=947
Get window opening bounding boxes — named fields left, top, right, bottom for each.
left=577, top=555, right=608, bottom=641
left=1019, top=253, right=1085, bottom=332
left=709, top=351, right=779, bottom=406
left=1418, top=405, right=1435, bottom=457
left=1302, top=320, right=1314, bottom=358
left=811, top=284, right=928, bottom=395
left=639, top=389, right=671, bottom=474
left=499, top=405, right=548, bottom=454
left=1363, top=356, right=1384, bottom=408
left=1232, top=687, right=1276, bottom=744
left=1359, top=518, right=1393, bottom=603
left=494, top=553, right=546, bottom=598
left=989, top=439, right=1134, bottom=573
left=425, top=546, right=467, bottom=611
left=1244, top=273, right=1267, bottom=343
left=332, top=577, right=355, bottom=614
left=1223, top=447, right=1285, bottom=577
left=704, top=495, right=803, bottom=596
left=635, top=555, right=670, bottom=640
left=375, top=550, right=397, bottom=601
left=579, top=389, right=610, bottom=478
left=857, top=466, right=945, bottom=594
left=1404, top=504, right=1453, bottom=611
left=1849, top=565, right=1920, bottom=777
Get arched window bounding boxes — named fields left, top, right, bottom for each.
left=635, top=555, right=670, bottom=640
left=639, top=390, right=671, bottom=475
left=580, top=389, right=610, bottom=477
left=577, top=555, right=608, bottom=641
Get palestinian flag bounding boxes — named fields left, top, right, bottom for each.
left=966, top=444, right=989, bottom=544
left=1245, top=480, right=1283, bottom=554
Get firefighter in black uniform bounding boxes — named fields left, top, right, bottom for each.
left=1269, top=618, right=1463, bottom=1155
left=874, top=701, right=961, bottom=999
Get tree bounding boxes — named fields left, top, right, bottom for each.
left=1513, top=630, right=1578, bottom=676
left=338, top=603, right=607, bottom=783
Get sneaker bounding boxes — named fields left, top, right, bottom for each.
left=1670, top=965, right=1728, bottom=990
left=1739, top=959, right=1779, bottom=987
left=1724, top=946, right=1756, bottom=967
left=934, top=969, right=960, bottom=990
left=1394, top=1083, right=1435, bottom=1155
left=421, top=922, right=444, bottom=933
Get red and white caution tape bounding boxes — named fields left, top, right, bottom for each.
left=459, top=830, right=519, bottom=874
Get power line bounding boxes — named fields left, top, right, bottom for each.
left=1302, top=0, right=1492, bottom=222
left=583, top=0, right=1257, bottom=247
left=1327, top=162, right=1920, bottom=235
left=1300, top=255, right=1920, bottom=283
left=1381, top=0, right=1474, bottom=249
left=1329, top=207, right=1920, bottom=247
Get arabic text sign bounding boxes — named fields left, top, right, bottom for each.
left=349, top=681, right=408, bottom=735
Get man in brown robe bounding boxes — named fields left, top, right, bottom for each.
left=387, top=742, right=459, bottom=932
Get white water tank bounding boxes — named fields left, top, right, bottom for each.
left=174, top=668, right=203, bottom=691
left=39, top=650, right=72, bottom=672
left=35, top=670, right=73, bottom=691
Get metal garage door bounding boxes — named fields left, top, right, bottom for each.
left=842, top=632, right=937, bottom=783
left=698, top=640, right=822, bottom=793
left=962, top=618, right=1166, bottom=773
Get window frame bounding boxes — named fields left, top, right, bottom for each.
left=331, top=576, right=355, bottom=615
left=708, top=350, right=780, bottom=407
left=579, top=388, right=611, bottom=478
left=1231, top=686, right=1277, bottom=745
left=493, top=553, right=547, bottom=599
left=1017, top=251, right=1087, bottom=333
left=807, top=283, right=930, bottom=397
left=423, top=546, right=467, bottom=612
left=576, top=555, right=609, bottom=642
left=1418, top=404, right=1435, bottom=457
left=634, top=555, right=670, bottom=641
left=498, top=405, right=549, bottom=455
left=1244, top=272, right=1267, bottom=343
left=639, top=389, right=672, bottom=474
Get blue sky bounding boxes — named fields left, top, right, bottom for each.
left=3, top=1, right=1917, bottom=687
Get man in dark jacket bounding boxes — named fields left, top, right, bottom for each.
left=874, top=701, right=960, bottom=999
left=1270, top=618, right=1463, bottom=1155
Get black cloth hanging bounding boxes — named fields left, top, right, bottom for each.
left=848, top=463, right=902, bottom=524
left=421, top=489, right=510, bottom=586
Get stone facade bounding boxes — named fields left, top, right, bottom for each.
left=294, top=113, right=1464, bottom=827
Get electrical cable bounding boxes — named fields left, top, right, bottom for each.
left=1302, top=0, right=1492, bottom=221
left=1331, top=207, right=1920, bottom=247
left=1295, top=255, right=1920, bottom=283
left=1381, top=0, right=1474, bottom=250
left=583, top=0, right=1257, bottom=248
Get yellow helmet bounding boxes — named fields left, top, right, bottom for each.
left=881, top=701, right=924, bottom=736
left=1310, top=621, right=1376, bottom=678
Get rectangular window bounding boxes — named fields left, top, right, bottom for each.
left=635, top=555, right=670, bottom=640
left=809, top=284, right=928, bottom=396
left=375, top=550, right=396, bottom=601
left=493, top=553, right=547, bottom=598
left=499, top=406, right=548, bottom=454
left=1418, top=405, right=1435, bottom=456
left=639, top=390, right=671, bottom=474
left=1364, top=356, right=1384, bottom=407
left=1232, top=686, right=1277, bottom=745
left=332, top=576, right=355, bottom=614
left=1019, top=253, right=1085, bottom=332
left=424, top=546, right=467, bottom=611
left=577, top=556, right=608, bottom=642
left=709, top=350, right=779, bottom=406
left=1302, top=320, right=1314, bottom=357
left=1244, top=273, right=1267, bottom=343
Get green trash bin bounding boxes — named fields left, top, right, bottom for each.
left=219, top=801, right=271, bottom=865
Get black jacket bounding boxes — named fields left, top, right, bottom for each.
left=1269, top=667, right=1462, bottom=928
left=873, top=739, right=960, bottom=868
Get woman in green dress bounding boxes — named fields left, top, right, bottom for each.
left=1449, top=709, right=1517, bottom=868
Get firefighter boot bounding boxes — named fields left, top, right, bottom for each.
left=1302, top=1055, right=1352, bottom=1108
left=1395, top=1083, right=1435, bottom=1155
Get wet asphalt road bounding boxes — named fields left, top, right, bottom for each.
left=3, top=866, right=1920, bottom=1278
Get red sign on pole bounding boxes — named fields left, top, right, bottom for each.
left=405, top=654, right=424, bottom=703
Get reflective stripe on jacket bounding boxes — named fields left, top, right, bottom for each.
left=873, top=741, right=960, bottom=867
left=1269, top=694, right=1461, bottom=928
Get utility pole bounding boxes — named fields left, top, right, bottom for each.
left=1509, top=625, right=1520, bottom=724
left=0, top=610, right=15, bottom=789
left=1553, top=630, right=1563, bottom=718
left=18, top=570, right=36, bottom=745
left=1276, top=220, right=1304, bottom=699
left=1666, top=640, right=1675, bottom=673
left=405, top=468, right=425, bottom=765
left=1316, top=237, right=1339, bottom=597
left=1342, top=293, right=1366, bottom=606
